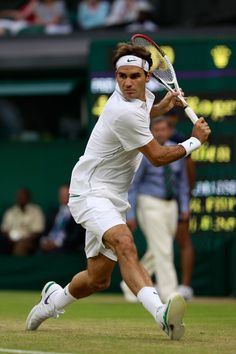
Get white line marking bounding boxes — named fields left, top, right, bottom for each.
left=0, top=349, right=70, bottom=354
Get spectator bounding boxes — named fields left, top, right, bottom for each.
left=106, top=0, right=138, bottom=26
left=120, top=117, right=190, bottom=302
left=0, top=0, right=71, bottom=35
left=33, top=0, right=72, bottom=34
left=0, top=0, right=36, bottom=35
left=126, top=1, right=158, bottom=32
left=77, top=0, right=110, bottom=30
left=40, top=185, right=85, bottom=253
left=0, top=99, right=23, bottom=139
left=0, top=188, right=45, bottom=256
left=165, top=108, right=195, bottom=301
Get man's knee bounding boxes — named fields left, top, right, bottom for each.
left=103, top=225, right=138, bottom=260
left=113, top=234, right=138, bottom=259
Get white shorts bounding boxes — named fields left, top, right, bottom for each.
left=68, top=195, right=126, bottom=261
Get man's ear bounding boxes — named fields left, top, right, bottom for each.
left=145, top=71, right=152, bottom=83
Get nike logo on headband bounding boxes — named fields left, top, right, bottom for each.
left=116, top=55, right=149, bottom=71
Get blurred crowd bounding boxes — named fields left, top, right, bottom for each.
left=0, top=184, right=85, bottom=256
left=0, top=0, right=158, bottom=36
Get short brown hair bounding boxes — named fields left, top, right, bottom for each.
left=112, top=43, right=153, bottom=71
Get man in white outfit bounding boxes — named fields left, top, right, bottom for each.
left=26, top=42, right=211, bottom=340
left=121, top=117, right=190, bottom=302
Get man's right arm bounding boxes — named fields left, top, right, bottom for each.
left=139, top=117, right=211, bottom=166
left=139, top=139, right=186, bottom=167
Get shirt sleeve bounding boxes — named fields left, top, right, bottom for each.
left=1, top=210, right=11, bottom=232
left=176, top=159, right=190, bottom=213
left=127, top=157, right=147, bottom=220
left=113, top=109, right=153, bottom=151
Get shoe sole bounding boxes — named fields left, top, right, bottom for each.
left=165, top=293, right=186, bottom=340
left=25, top=303, right=41, bottom=331
left=25, top=281, right=56, bottom=331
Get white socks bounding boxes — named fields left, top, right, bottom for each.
left=137, top=286, right=164, bottom=321
left=50, top=284, right=165, bottom=322
left=51, top=284, right=77, bottom=310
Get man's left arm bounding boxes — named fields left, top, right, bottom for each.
left=150, top=91, right=183, bottom=119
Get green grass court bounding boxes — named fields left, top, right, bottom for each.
left=0, top=292, right=236, bottom=354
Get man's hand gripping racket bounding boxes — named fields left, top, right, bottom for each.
left=131, top=33, right=199, bottom=125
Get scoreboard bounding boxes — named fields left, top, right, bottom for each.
left=88, top=38, right=236, bottom=240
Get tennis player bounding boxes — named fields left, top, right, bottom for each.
left=26, top=43, right=211, bottom=340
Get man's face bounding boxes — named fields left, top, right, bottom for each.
left=116, top=66, right=150, bottom=101
left=151, top=120, right=171, bottom=145
left=166, top=114, right=178, bottom=135
left=16, top=189, right=30, bottom=207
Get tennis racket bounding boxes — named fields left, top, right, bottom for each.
left=131, top=33, right=199, bottom=125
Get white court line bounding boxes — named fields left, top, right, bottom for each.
left=0, top=349, right=70, bottom=354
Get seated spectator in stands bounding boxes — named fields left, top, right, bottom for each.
left=126, top=1, right=158, bottom=32
left=33, top=0, right=72, bottom=34
left=0, top=0, right=71, bottom=35
left=40, top=185, right=85, bottom=253
left=0, top=0, right=36, bottom=35
left=0, top=99, right=24, bottom=139
left=77, top=0, right=110, bottom=30
left=0, top=188, right=45, bottom=256
left=106, top=0, right=138, bottom=27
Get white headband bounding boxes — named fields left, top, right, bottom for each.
left=116, top=55, right=149, bottom=72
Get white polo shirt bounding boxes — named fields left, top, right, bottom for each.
left=69, top=84, right=155, bottom=212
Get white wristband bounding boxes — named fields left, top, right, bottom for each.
left=178, top=137, right=201, bottom=156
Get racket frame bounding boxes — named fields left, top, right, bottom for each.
left=131, top=33, right=199, bottom=124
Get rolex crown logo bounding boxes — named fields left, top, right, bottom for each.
left=211, top=45, right=232, bottom=69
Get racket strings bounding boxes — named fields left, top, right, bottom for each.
left=132, top=37, right=174, bottom=84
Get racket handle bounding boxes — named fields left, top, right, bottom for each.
left=184, top=106, right=199, bottom=125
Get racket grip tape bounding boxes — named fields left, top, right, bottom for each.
left=184, top=106, right=199, bottom=125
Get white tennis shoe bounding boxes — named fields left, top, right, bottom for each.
left=156, top=292, right=186, bottom=340
left=26, top=281, right=64, bottom=331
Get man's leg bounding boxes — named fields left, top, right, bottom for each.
left=26, top=253, right=115, bottom=330
left=13, top=238, right=37, bottom=256
left=104, top=224, right=164, bottom=321
left=137, top=196, right=178, bottom=302
left=120, top=248, right=155, bottom=302
left=104, top=224, right=152, bottom=294
left=103, top=224, right=186, bottom=340
left=176, top=220, right=194, bottom=300
left=59, top=254, right=116, bottom=302
left=176, top=221, right=194, bottom=286
left=104, top=224, right=163, bottom=317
